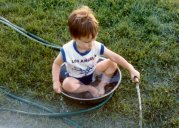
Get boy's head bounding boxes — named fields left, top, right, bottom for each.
left=68, top=6, right=99, bottom=40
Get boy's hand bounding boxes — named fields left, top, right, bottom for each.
left=130, top=69, right=140, bottom=83
left=53, top=81, right=62, bottom=93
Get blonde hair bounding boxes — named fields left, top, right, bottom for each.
left=68, top=6, right=99, bottom=39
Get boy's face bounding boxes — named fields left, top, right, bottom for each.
left=75, top=35, right=96, bottom=51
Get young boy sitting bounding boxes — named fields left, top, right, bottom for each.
left=52, top=6, right=140, bottom=97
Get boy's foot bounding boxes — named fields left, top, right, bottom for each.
left=88, top=86, right=99, bottom=97
left=98, top=88, right=105, bottom=96
left=96, top=83, right=106, bottom=96
left=97, top=87, right=105, bottom=96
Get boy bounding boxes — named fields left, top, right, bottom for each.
left=52, top=6, right=140, bottom=97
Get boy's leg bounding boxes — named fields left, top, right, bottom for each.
left=62, top=77, right=99, bottom=97
left=95, top=59, right=117, bottom=95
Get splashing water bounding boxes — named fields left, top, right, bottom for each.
left=136, top=83, right=142, bottom=128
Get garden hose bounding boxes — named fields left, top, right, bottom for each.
left=0, top=17, right=59, bottom=46
left=0, top=17, right=61, bottom=51
left=0, top=86, right=112, bottom=128
left=0, top=86, right=113, bottom=117
left=3, top=18, right=57, bottom=45
left=0, top=86, right=81, bottom=128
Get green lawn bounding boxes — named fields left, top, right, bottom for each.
left=0, top=0, right=179, bottom=127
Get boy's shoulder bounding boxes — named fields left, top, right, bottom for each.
left=94, top=40, right=103, bottom=45
left=62, top=40, right=74, bottom=48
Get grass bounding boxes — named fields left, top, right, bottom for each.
left=0, top=0, right=179, bottom=127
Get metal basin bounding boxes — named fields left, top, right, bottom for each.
left=60, top=57, right=122, bottom=104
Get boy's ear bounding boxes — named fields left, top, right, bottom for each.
left=95, top=32, right=98, bottom=39
left=94, top=33, right=98, bottom=39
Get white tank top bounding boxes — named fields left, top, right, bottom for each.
left=61, top=40, right=104, bottom=78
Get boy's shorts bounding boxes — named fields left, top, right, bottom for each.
left=70, top=73, right=93, bottom=85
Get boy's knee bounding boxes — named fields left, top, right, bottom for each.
left=104, top=59, right=117, bottom=76
left=107, top=59, right=117, bottom=69
left=62, top=77, right=80, bottom=92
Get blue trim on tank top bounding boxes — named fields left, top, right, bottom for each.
left=100, top=44, right=104, bottom=55
left=73, top=41, right=91, bottom=56
left=60, top=48, right=66, bottom=62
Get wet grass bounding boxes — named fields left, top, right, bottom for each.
left=0, top=0, right=179, bottom=127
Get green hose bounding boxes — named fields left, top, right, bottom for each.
left=0, top=86, right=81, bottom=128
left=0, top=86, right=113, bottom=117
left=0, top=86, right=112, bottom=127
left=0, top=17, right=61, bottom=50
left=0, top=17, right=114, bottom=128
left=0, top=17, right=59, bottom=46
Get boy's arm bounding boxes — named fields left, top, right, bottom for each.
left=52, top=53, right=64, bottom=93
left=103, top=47, right=140, bottom=81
